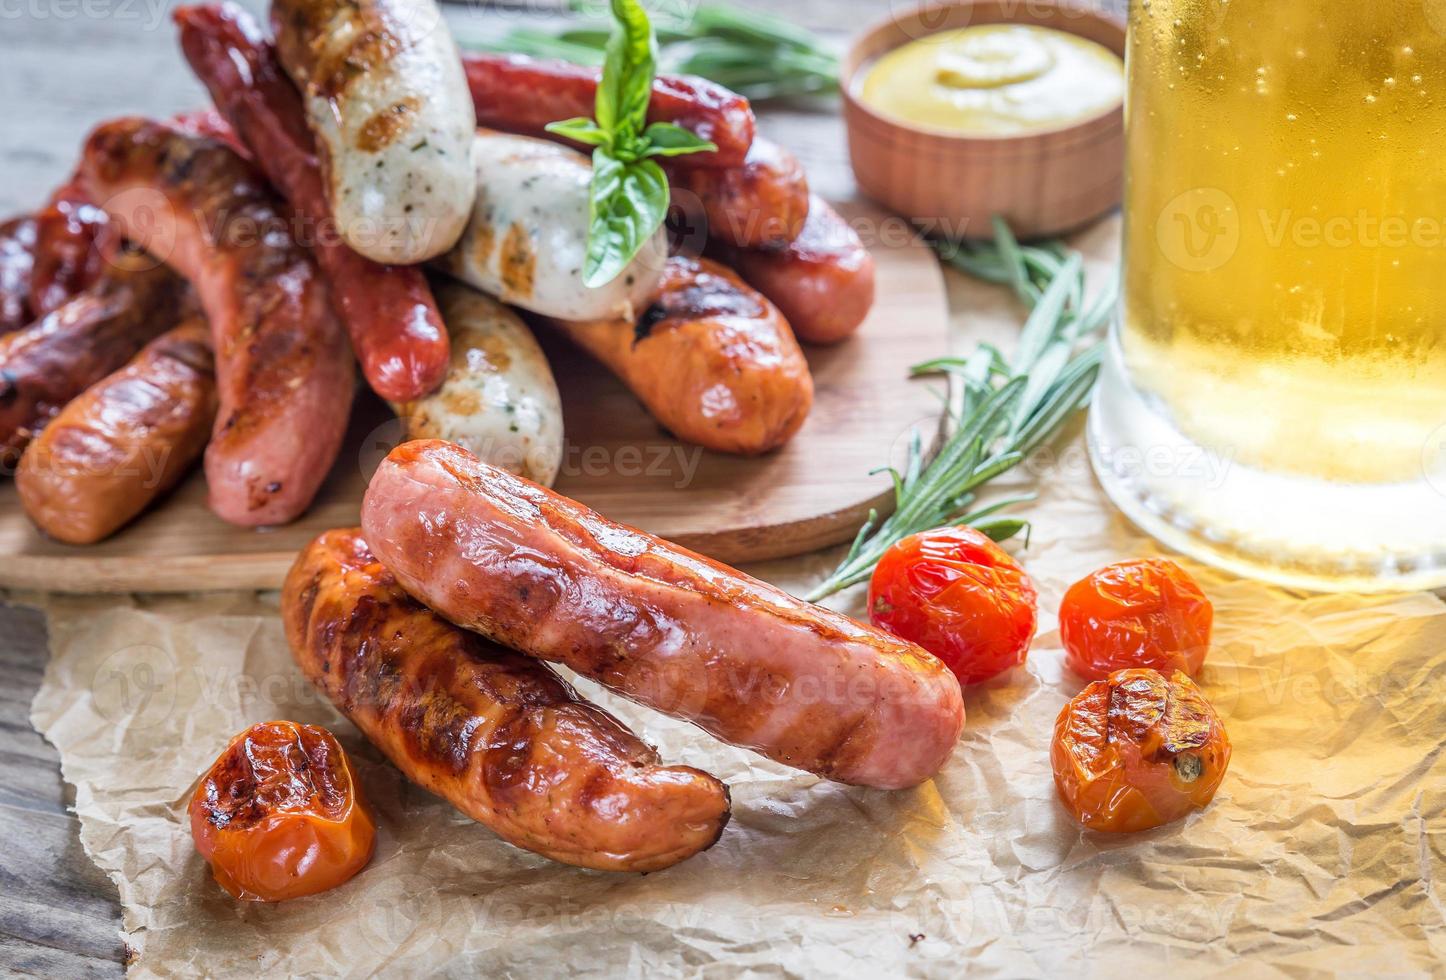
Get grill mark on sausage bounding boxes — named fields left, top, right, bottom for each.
left=499, top=223, right=535, bottom=299
left=283, top=528, right=731, bottom=870
left=357, top=97, right=421, bottom=153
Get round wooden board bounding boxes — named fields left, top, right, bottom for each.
left=0, top=200, right=948, bottom=593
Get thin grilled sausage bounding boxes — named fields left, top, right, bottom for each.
left=390, top=278, right=563, bottom=486
left=0, top=216, right=38, bottom=333
left=78, top=116, right=354, bottom=526
left=361, top=440, right=967, bottom=790
left=282, top=527, right=731, bottom=872
left=462, top=52, right=755, bottom=169
left=28, top=180, right=115, bottom=318
left=176, top=3, right=450, bottom=402
left=271, top=0, right=476, bottom=264
left=17, top=319, right=216, bottom=544
left=715, top=196, right=876, bottom=345
left=0, top=259, right=182, bottom=472
left=542, top=255, right=812, bottom=456
left=667, top=137, right=809, bottom=249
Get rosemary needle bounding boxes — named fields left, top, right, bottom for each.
left=805, top=219, right=1119, bottom=602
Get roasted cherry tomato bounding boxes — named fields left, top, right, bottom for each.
left=1059, top=558, right=1213, bottom=681
left=868, top=526, right=1038, bottom=685
left=189, top=721, right=375, bottom=902
left=1051, top=668, right=1231, bottom=833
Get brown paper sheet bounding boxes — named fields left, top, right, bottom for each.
left=27, top=226, right=1446, bottom=975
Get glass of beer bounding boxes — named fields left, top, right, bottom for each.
left=1089, top=0, right=1446, bottom=591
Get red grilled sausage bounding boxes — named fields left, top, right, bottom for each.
left=283, top=527, right=731, bottom=872
left=16, top=318, right=216, bottom=544
left=716, top=196, right=875, bottom=345
left=0, top=259, right=182, bottom=472
left=541, top=255, right=812, bottom=455
left=463, top=52, right=754, bottom=169
left=667, top=136, right=809, bottom=249
left=29, top=180, right=116, bottom=318
left=176, top=3, right=450, bottom=403
left=361, top=440, right=967, bottom=790
left=0, top=215, right=38, bottom=333
left=78, top=116, right=354, bottom=526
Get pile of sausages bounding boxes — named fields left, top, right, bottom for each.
left=0, top=0, right=875, bottom=543
left=284, top=440, right=965, bottom=872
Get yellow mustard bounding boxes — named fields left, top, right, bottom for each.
left=858, top=24, right=1124, bottom=136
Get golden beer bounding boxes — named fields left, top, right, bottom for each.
left=1090, top=0, right=1446, bottom=590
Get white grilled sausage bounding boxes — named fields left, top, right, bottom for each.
left=435, top=130, right=666, bottom=321
left=272, top=0, right=476, bottom=264
left=391, top=279, right=563, bottom=486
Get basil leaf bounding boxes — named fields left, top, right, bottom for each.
left=584, top=150, right=668, bottom=288
left=595, top=0, right=656, bottom=141
left=545, top=116, right=611, bottom=148
left=639, top=121, right=717, bottom=158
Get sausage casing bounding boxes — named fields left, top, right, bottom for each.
left=0, top=216, right=37, bottom=333
left=391, top=279, right=563, bottom=486
left=78, top=116, right=354, bottom=527
left=176, top=3, right=451, bottom=402
left=282, top=527, right=731, bottom=872
left=543, top=255, right=812, bottom=456
left=16, top=319, right=216, bottom=544
left=717, top=195, right=876, bottom=345
left=361, top=441, right=967, bottom=790
left=667, top=137, right=809, bottom=249
left=435, top=131, right=666, bottom=322
left=29, top=180, right=115, bottom=318
left=0, top=260, right=182, bottom=471
left=462, top=52, right=755, bottom=170
left=272, top=0, right=476, bottom=264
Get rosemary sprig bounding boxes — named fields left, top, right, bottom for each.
left=474, top=1, right=841, bottom=102
left=804, top=219, right=1119, bottom=602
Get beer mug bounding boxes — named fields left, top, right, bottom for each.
left=1089, top=0, right=1446, bottom=591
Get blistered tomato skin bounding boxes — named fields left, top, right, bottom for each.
left=1060, top=558, right=1213, bottom=681
left=189, top=721, right=375, bottom=902
left=1051, top=668, right=1231, bottom=833
left=868, top=526, right=1038, bottom=685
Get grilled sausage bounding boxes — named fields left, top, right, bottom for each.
left=716, top=196, right=875, bottom=345
left=29, top=180, right=115, bottom=318
left=283, top=527, right=731, bottom=872
left=177, top=3, right=450, bottom=402
left=271, top=0, right=476, bottom=264
left=667, top=137, right=809, bottom=249
left=462, top=52, right=755, bottom=169
left=0, top=216, right=37, bottom=333
left=390, top=278, right=562, bottom=485
left=361, top=441, right=967, bottom=790
left=16, top=319, right=216, bottom=544
left=78, top=116, right=354, bottom=527
left=542, top=255, right=811, bottom=455
left=435, top=130, right=666, bottom=322
left=0, top=259, right=182, bottom=472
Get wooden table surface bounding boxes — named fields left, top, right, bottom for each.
left=0, top=1, right=909, bottom=974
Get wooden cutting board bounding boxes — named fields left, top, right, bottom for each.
left=0, top=200, right=949, bottom=593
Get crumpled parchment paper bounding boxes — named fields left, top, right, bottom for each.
left=26, top=223, right=1446, bottom=976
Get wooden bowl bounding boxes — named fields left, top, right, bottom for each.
left=842, top=0, right=1126, bottom=240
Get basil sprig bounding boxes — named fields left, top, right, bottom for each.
left=546, top=0, right=716, bottom=288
